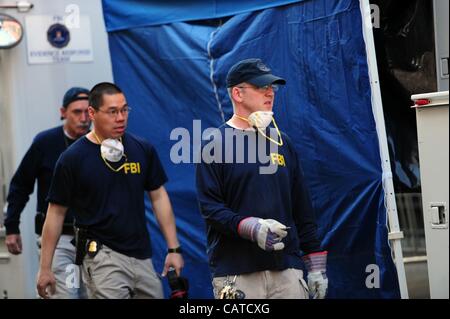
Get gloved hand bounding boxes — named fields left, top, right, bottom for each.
left=238, top=217, right=288, bottom=251
left=302, top=251, right=328, bottom=299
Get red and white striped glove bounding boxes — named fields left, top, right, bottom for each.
left=238, top=217, right=288, bottom=251
left=302, top=251, right=328, bottom=299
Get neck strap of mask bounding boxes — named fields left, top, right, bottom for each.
left=92, top=131, right=123, bottom=144
left=92, top=131, right=127, bottom=173
left=234, top=114, right=284, bottom=146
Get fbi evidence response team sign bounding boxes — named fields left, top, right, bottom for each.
left=25, top=15, right=93, bottom=64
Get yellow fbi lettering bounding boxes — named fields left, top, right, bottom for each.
left=123, top=162, right=141, bottom=174
left=270, top=153, right=285, bottom=167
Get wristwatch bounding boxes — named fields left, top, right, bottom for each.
left=168, top=246, right=182, bottom=254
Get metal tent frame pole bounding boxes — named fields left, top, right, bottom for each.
left=359, top=0, right=409, bottom=299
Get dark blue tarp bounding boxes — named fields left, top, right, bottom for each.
left=102, top=0, right=304, bottom=31
left=103, top=0, right=401, bottom=298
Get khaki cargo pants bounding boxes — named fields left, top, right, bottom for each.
left=81, top=245, right=163, bottom=299
left=212, top=268, right=309, bottom=299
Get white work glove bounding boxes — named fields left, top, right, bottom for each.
left=302, top=251, right=328, bottom=299
left=238, top=217, right=288, bottom=251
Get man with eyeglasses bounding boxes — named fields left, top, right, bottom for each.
left=4, top=87, right=90, bottom=299
left=37, top=82, right=184, bottom=299
left=196, top=58, right=328, bottom=299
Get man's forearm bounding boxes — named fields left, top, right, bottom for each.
left=150, top=187, right=179, bottom=248
left=39, top=204, right=66, bottom=270
left=155, top=204, right=179, bottom=248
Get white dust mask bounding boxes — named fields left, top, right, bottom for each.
left=234, top=111, right=283, bottom=146
left=100, top=138, right=124, bottom=162
left=247, top=111, right=274, bottom=129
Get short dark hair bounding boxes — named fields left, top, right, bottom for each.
left=89, top=82, right=123, bottom=110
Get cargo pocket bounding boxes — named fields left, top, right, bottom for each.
left=296, top=269, right=309, bottom=299
left=83, top=246, right=111, bottom=281
left=82, top=246, right=113, bottom=298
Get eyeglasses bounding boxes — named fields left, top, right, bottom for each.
left=97, top=106, right=132, bottom=118
left=237, top=84, right=279, bottom=92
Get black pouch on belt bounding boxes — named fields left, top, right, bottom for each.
left=74, top=227, right=88, bottom=265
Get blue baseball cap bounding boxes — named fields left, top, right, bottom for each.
left=62, top=87, right=89, bottom=108
left=226, top=58, right=286, bottom=88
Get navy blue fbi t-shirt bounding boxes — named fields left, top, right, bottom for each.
left=47, top=132, right=168, bottom=259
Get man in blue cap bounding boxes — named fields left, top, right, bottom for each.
left=4, top=87, right=90, bottom=298
left=196, top=58, right=328, bottom=299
